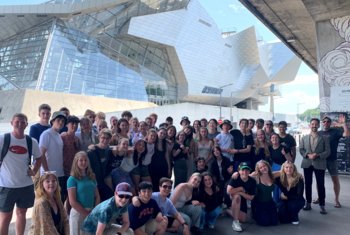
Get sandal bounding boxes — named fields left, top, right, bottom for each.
left=312, top=198, right=319, bottom=204
left=334, top=203, right=342, bottom=208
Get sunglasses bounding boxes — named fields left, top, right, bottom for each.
left=118, top=195, right=131, bottom=199
left=323, top=120, right=331, bottom=123
left=161, top=185, right=172, bottom=189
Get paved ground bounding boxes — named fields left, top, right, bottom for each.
left=9, top=151, right=350, bottom=235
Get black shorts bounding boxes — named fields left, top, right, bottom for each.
left=0, top=185, right=35, bottom=212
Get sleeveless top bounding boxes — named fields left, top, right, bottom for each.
left=256, top=177, right=274, bottom=202
left=197, top=141, right=212, bottom=160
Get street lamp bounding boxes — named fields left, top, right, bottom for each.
left=219, top=83, right=233, bottom=120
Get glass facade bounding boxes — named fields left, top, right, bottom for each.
left=0, top=0, right=189, bottom=104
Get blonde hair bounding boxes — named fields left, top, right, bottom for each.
left=35, top=172, right=61, bottom=203
left=279, top=161, right=303, bottom=188
left=254, top=129, right=270, bottom=157
left=70, top=151, right=96, bottom=180
left=255, top=160, right=274, bottom=180
left=198, top=127, right=209, bottom=142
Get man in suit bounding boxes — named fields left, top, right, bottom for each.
left=300, top=118, right=330, bottom=214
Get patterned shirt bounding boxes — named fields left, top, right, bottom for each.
left=82, top=196, right=128, bottom=233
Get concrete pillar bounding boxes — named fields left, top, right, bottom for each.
left=317, top=16, right=350, bottom=113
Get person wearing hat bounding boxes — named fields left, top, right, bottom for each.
left=128, top=181, right=168, bottom=235
left=226, top=162, right=257, bottom=232
left=180, top=116, right=191, bottom=128
left=215, top=120, right=234, bottom=161
left=39, top=111, right=67, bottom=202
left=82, top=182, right=133, bottom=235
left=314, top=114, right=350, bottom=208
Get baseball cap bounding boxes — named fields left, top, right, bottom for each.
left=115, top=182, right=132, bottom=196
left=239, top=162, right=251, bottom=171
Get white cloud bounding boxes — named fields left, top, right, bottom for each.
left=274, top=90, right=319, bottom=114
left=289, top=73, right=318, bottom=86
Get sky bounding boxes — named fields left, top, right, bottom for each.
left=198, top=0, right=319, bottom=115
left=1, top=0, right=319, bottom=115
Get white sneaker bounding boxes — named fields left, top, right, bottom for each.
left=292, top=221, right=299, bottom=225
left=232, top=220, right=242, bottom=232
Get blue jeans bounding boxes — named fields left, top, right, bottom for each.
left=200, top=206, right=222, bottom=228
left=272, top=163, right=282, bottom=203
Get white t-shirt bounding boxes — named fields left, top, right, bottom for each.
left=39, top=128, right=64, bottom=177
left=0, top=133, right=41, bottom=188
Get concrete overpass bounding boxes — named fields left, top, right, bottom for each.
left=240, top=0, right=350, bottom=113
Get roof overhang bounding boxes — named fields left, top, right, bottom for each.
left=0, top=0, right=131, bottom=41
left=239, top=0, right=350, bottom=73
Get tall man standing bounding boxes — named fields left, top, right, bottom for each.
left=0, top=113, right=42, bottom=235
left=40, top=111, right=67, bottom=202
left=300, top=118, right=330, bottom=214
left=315, top=115, right=350, bottom=208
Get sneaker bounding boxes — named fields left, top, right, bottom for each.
left=292, top=221, right=299, bottom=225
left=232, top=220, right=242, bottom=232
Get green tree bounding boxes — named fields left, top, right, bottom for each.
left=298, top=107, right=320, bottom=123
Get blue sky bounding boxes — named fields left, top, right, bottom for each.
left=198, top=0, right=319, bottom=115
left=1, top=0, right=319, bottom=114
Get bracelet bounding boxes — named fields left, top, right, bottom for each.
left=182, top=222, right=187, bottom=226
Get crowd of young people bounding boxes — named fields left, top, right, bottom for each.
left=1, top=103, right=348, bottom=235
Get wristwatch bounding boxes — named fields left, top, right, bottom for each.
left=116, top=232, right=122, bottom=235
left=182, top=222, right=188, bottom=226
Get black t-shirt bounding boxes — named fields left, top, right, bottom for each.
left=230, top=129, right=254, bottom=162
left=172, top=143, right=188, bottom=160
left=319, top=128, right=343, bottom=160
left=228, top=176, right=256, bottom=196
left=279, top=134, right=296, bottom=153
left=269, top=145, right=286, bottom=165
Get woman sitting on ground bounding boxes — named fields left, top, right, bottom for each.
left=251, top=160, right=278, bottom=226
left=29, top=172, right=69, bottom=235
left=170, top=172, right=203, bottom=235
left=275, top=161, right=305, bottom=225
left=198, top=172, right=222, bottom=229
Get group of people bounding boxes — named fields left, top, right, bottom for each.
left=0, top=104, right=348, bottom=235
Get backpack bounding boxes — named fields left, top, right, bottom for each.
left=0, top=133, right=33, bottom=168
